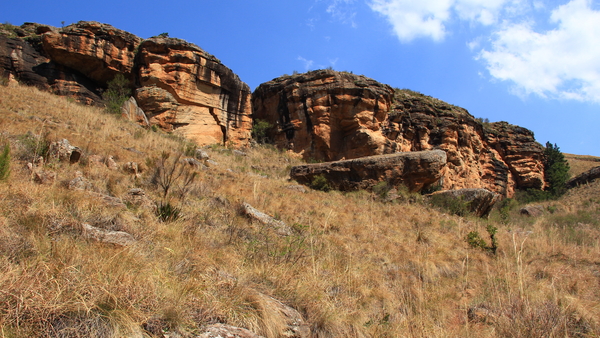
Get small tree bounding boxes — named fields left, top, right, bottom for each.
left=544, top=142, right=570, bottom=197
left=103, top=74, right=131, bottom=115
left=251, top=119, right=273, bottom=144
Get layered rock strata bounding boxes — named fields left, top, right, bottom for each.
left=290, top=150, right=447, bottom=192
left=137, top=38, right=252, bottom=145
left=1, top=21, right=252, bottom=147
left=254, top=71, right=545, bottom=197
left=253, top=70, right=394, bottom=161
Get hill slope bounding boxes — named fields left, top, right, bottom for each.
left=1, top=83, right=600, bottom=337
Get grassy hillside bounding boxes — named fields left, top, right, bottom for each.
left=1, top=83, right=599, bottom=337
left=565, top=153, right=600, bottom=177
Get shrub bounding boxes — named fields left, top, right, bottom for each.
left=18, top=131, right=50, bottom=162
left=310, top=174, right=331, bottom=192
left=0, top=143, right=10, bottom=181
left=251, top=119, right=273, bottom=144
left=150, top=151, right=198, bottom=200
left=466, top=224, right=498, bottom=254
left=156, top=201, right=181, bottom=222
left=102, top=74, right=131, bottom=115
left=372, top=181, right=390, bottom=199
left=429, top=194, right=470, bottom=217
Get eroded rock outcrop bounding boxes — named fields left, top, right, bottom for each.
left=0, top=24, right=103, bottom=104
left=137, top=38, right=252, bottom=146
left=253, top=70, right=394, bottom=161
left=387, top=91, right=545, bottom=196
left=1, top=21, right=252, bottom=147
left=254, top=71, right=545, bottom=197
left=41, top=21, right=141, bottom=85
left=290, top=150, right=447, bottom=192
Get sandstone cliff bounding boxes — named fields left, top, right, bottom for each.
left=1, top=21, right=252, bottom=146
left=253, top=70, right=394, bottom=160
left=252, top=70, right=545, bottom=197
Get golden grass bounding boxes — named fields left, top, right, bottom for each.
left=565, top=153, right=600, bottom=177
left=1, top=83, right=600, bottom=337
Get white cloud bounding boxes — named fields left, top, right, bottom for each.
left=297, top=56, right=315, bottom=71
left=369, top=0, right=452, bottom=42
left=479, top=0, right=600, bottom=102
left=368, top=0, right=510, bottom=42
left=326, top=0, right=358, bottom=27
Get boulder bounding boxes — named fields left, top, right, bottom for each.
left=520, top=205, right=545, bottom=217
left=197, top=324, right=264, bottom=338
left=47, top=138, right=82, bottom=163
left=566, top=165, right=600, bottom=188
left=33, top=169, right=56, bottom=184
left=81, top=223, right=135, bottom=246
left=290, top=149, right=447, bottom=193
left=241, top=202, right=293, bottom=236
left=254, top=293, right=310, bottom=338
left=67, top=171, right=92, bottom=190
left=120, top=96, right=150, bottom=127
left=428, top=188, right=500, bottom=218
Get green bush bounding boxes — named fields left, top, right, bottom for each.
left=372, top=181, right=390, bottom=199
left=310, top=174, right=331, bottom=192
left=514, top=142, right=570, bottom=203
left=429, top=194, right=471, bottom=217
left=18, top=132, right=50, bottom=162
left=0, top=143, right=10, bottom=181
left=466, top=224, right=497, bottom=254
left=156, top=202, right=181, bottom=222
left=103, top=74, right=131, bottom=115
left=251, top=119, right=273, bottom=144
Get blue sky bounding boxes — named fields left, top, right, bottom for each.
left=4, top=0, right=600, bottom=156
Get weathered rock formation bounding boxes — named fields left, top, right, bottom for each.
left=1, top=21, right=252, bottom=147
left=290, top=150, right=447, bottom=192
left=0, top=24, right=103, bottom=104
left=253, top=70, right=394, bottom=161
left=566, top=166, right=600, bottom=189
left=253, top=70, right=545, bottom=197
left=137, top=37, right=252, bottom=145
left=41, top=21, right=141, bottom=86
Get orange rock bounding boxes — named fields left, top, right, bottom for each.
left=253, top=71, right=545, bottom=197
left=42, top=21, right=141, bottom=85
left=137, top=38, right=252, bottom=147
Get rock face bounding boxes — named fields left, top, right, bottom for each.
left=1, top=21, right=252, bottom=147
left=290, top=150, right=447, bottom=192
left=137, top=38, right=252, bottom=146
left=0, top=25, right=103, bottom=105
left=253, top=71, right=545, bottom=197
left=253, top=70, right=394, bottom=161
left=41, top=21, right=141, bottom=85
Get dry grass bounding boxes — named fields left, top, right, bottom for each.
left=565, top=153, right=600, bottom=177
left=1, top=83, right=600, bottom=337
